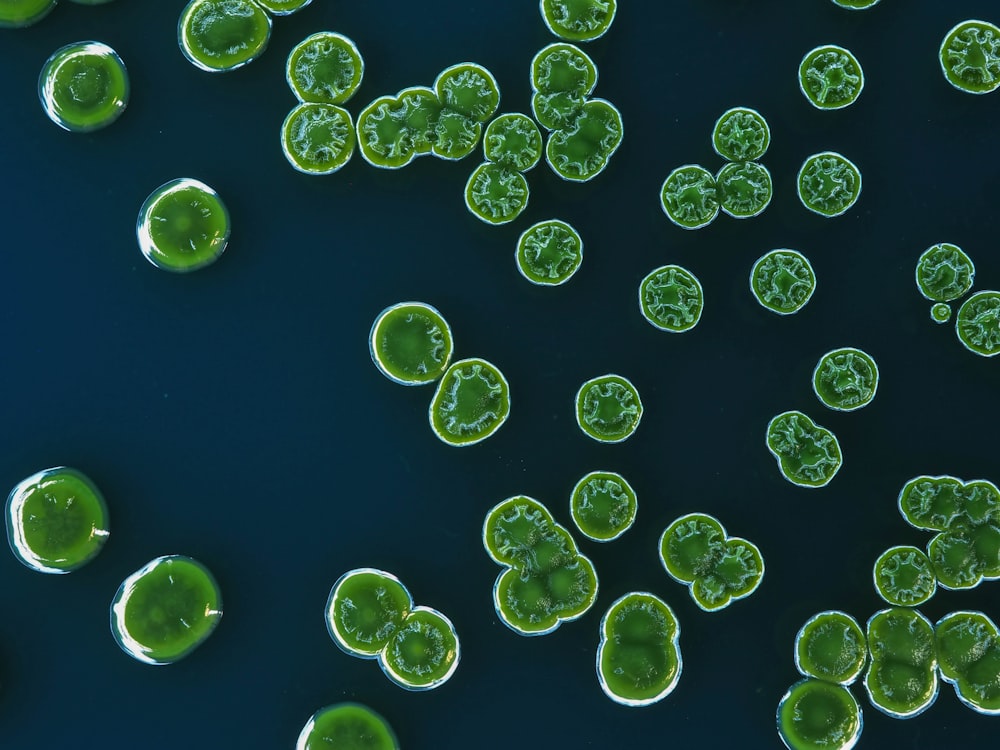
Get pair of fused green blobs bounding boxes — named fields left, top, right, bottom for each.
left=5, top=467, right=223, bottom=665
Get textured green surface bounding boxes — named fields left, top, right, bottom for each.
left=811, top=347, right=879, bottom=412
left=716, top=161, right=772, bottom=218
left=381, top=606, right=460, bottom=690
left=482, top=113, right=542, bottom=172
left=515, top=219, right=583, bottom=285
left=660, top=164, right=719, bottom=229
left=766, top=411, right=842, bottom=488
left=369, top=302, right=453, bottom=386
left=798, top=44, right=865, bottom=109
left=178, top=0, right=272, bottom=73
left=540, top=0, right=617, bottom=42
left=544, top=97, right=622, bottom=182
left=256, top=0, right=312, bottom=15
left=38, top=42, right=128, bottom=132
left=639, top=264, right=703, bottom=332
left=864, top=608, right=938, bottom=718
left=296, top=703, right=399, bottom=750
left=569, top=470, right=636, bottom=541
left=750, top=249, right=816, bottom=315
left=575, top=373, right=642, bottom=443
left=934, top=611, right=1000, bottom=715
left=776, top=679, right=862, bottom=750
left=281, top=103, right=355, bottom=174
left=956, top=290, right=1000, bottom=356
left=136, top=178, right=230, bottom=272
left=464, top=162, right=530, bottom=225
left=286, top=32, right=364, bottom=104
left=0, top=0, right=54, bottom=27
left=429, top=358, right=510, bottom=446
left=797, top=151, right=862, bottom=217
left=325, top=569, right=412, bottom=657
left=939, top=20, right=1000, bottom=94
left=712, top=106, right=770, bottom=161
left=872, top=545, right=937, bottom=606
left=915, top=242, right=975, bottom=302
left=794, top=611, right=866, bottom=685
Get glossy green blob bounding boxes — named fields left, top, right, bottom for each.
left=483, top=495, right=599, bottom=635
left=712, top=106, right=770, bottom=161
left=915, top=242, right=975, bottom=302
left=799, top=45, right=864, bottom=109
left=863, top=608, right=938, bottom=719
left=5, top=467, right=109, bottom=574
left=873, top=545, right=937, bottom=606
left=464, top=162, right=530, bottom=225
left=597, top=592, right=681, bottom=706
left=750, top=249, right=816, bottom=315
left=716, top=161, right=773, bottom=218
left=545, top=98, right=623, bottom=182
left=660, top=164, right=719, bottom=229
left=956, top=290, right=1000, bottom=356
left=797, top=151, right=862, bottom=217
left=928, top=523, right=1000, bottom=590
left=777, top=678, right=862, bottom=750
left=639, top=264, right=704, bottom=332
left=940, top=20, right=1000, bottom=94
left=111, top=555, right=223, bottom=665
left=0, top=0, right=54, bottom=26
left=575, top=373, right=642, bottom=443
left=137, top=178, right=230, bottom=272
left=766, top=410, right=843, bottom=488
left=515, top=219, right=583, bottom=286
left=356, top=88, right=442, bottom=169
left=369, top=302, right=454, bottom=386
left=434, top=63, right=500, bottom=123
left=569, top=470, right=637, bottom=542
left=432, top=109, right=482, bottom=161
left=483, top=113, right=542, bottom=172
left=286, top=32, right=363, bottom=104
left=832, top=0, right=880, bottom=8
left=540, top=0, right=617, bottom=42
left=296, top=703, right=399, bottom=750
left=178, top=0, right=272, bottom=73
left=281, top=103, right=355, bottom=175
left=935, top=610, right=1000, bottom=714
left=38, top=42, right=129, bottom=133
left=812, top=347, right=879, bottom=412
left=931, top=303, right=952, bottom=324
left=429, top=358, right=511, bottom=446
left=530, top=43, right=596, bottom=130
left=794, top=611, right=867, bottom=685
left=325, top=568, right=413, bottom=658
left=380, top=606, right=460, bottom=690
left=898, top=475, right=972, bottom=532
left=256, top=0, right=312, bottom=15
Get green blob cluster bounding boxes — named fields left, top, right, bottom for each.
left=864, top=608, right=939, bottom=719
left=575, top=373, right=643, bottom=443
left=658, top=513, right=764, bottom=612
left=483, top=495, right=598, bottom=635
left=749, top=249, right=817, bottom=316
left=798, top=45, right=865, bottom=110
left=465, top=113, right=541, bottom=225
left=295, top=703, right=398, bottom=750
left=638, top=264, right=704, bottom=332
left=530, top=43, right=622, bottom=182
left=897, top=475, right=1000, bottom=590
left=812, top=347, right=879, bottom=412
left=325, top=568, right=460, bottom=691
left=766, top=410, right=843, bottom=488
left=569, top=470, right=637, bottom=542
left=596, top=592, right=681, bottom=706
left=797, top=151, right=862, bottom=217
left=935, top=610, right=1000, bottom=714
left=357, top=63, right=499, bottom=168
left=939, top=20, right=1000, bottom=95
left=872, top=545, right=937, bottom=607
left=515, top=219, right=584, bottom=286
left=38, top=41, right=129, bottom=133
left=794, top=611, right=867, bottom=685
left=539, top=0, right=617, bottom=43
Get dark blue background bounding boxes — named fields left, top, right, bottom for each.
left=1, top=1, right=998, bottom=747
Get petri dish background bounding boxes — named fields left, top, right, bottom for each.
left=0, top=1, right=998, bottom=747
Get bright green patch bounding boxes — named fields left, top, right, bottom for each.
left=515, top=219, right=583, bottom=286
left=940, top=20, right=1000, bottom=94
left=569, top=470, right=637, bottom=542
left=178, top=0, right=272, bottom=73
left=716, top=161, right=772, bottom=218
left=749, top=249, right=816, bottom=315
left=873, top=545, right=937, bottom=606
left=295, top=703, right=399, bottom=750
left=286, top=31, right=363, bottom=104
left=539, top=0, right=617, bottom=43
left=136, top=178, right=230, bottom=272
left=956, top=290, right=1000, bottom=356
left=660, top=164, right=719, bottom=229
left=935, top=610, right=1000, bottom=714
left=639, top=264, right=704, bottom=332
left=799, top=44, right=865, bottom=109
left=915, top=242, right=975, bottom=302
left=794, top=611, right=866, bottom=685
left=38, top=41, right=129, bottom=132
left=575, top=373, right=642, bottom=443
left=766, top=410, right=842, bottom=488
left=712, top=106, right=770, bottom=161
left=797, top=151, right=862, bottom=217
left=812, top=347, right=879, bottom=412
left=777, top=678, right=862, bottom=750
left=864, top=608, right=938, bottom=719
left=281, top=103, right=355, bottom=174
left=429, top=358, right=511, bottom=446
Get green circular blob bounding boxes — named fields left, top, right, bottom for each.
left=540, top=0, right=617, bottom=42
left=935, top=610, right=1000, bottom=715
left=940, top=20, right=1000, bottom=94
left=464, top=162, right=530, bottom=225
left=776, top=678, right=862, bottom=750
left=750, top=249, right=816, bottom=315
left=575, top=373, right=643, bottom=443
left=434, top=62, right=500, bottom=124
left=137, top=177, right=230, bottom=272
left=659, top=513, right=726, bottom=584
left=597, top=592, right=681, bottom=706
left=569, top=470, right=637, bottom=542
left=799, top=44, right=865, bottom=109
left=873, top=545, right=937, bottom=606
left=931, top=302, right=952, bottom=324
left=286, top=31, right=363, bottom=104
left=255, top=0, right=312, bottom=14
left=956, top=290, right=1000, bottom=356
left=797, top=151, right=861, bottom=217
left=639, top=264, right=704, bottom=332
left=712, top=106, right=770, bottom=161
left=915, top=242, right=975, bottom=302
left=38, top=41, right=129, bottom=133
left=515, top=219, right=583, bottom=286
left=325, top=568, right=413, bottom=658
left=281, top=102, right=355, bottom=175
left=812, top=347, right=879, bottom=412
left=660, top=164, right=719, bottom=229
left=793, top=611, right=867, bottom=685
left=832, top=0, right=880, bottom=8
left=544, top=97, right=623, bottom=182
left=864, top=608, right=938, bottom=719
left=369, top=302, right=454, bottom=386
left=178, top=0, right=272, bottom=73
left=483, top=113, right=542, bottom=172
left=0, top=0, right=55, bottom=27
left=530, top=42, right=598, bottom=97
left=766, top=410, right=843, bottom=488
left=429, top=357, right=511, bottom=446
left=295, top=703, right=399, bottom=750
left=5, top=467, right=110, bottom=574
left=716, top=161, right=773, bottom=218
left=111, top=555, right=223, bottom=664
left=379, top=606, right=460, bottom=691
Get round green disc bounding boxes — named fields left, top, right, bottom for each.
left=864, top=608, right=939, bottom=719
left=539, top=0, right=617, bottom=42
left=915, top=242, right=975, bottom=302
left=379, top=606, right=460, bottom=690
left=0, top=0, right=55, bottom=28
left=136, top=178, right=230, bottom=272
left=575, top=373, right=642, bottom=443
left=38, top=41, right=129, bottom=132
left=369, top=302, right=454, bottom=386
left=749, top=249, right=816, bottom=315
left=766, top=410, right=843, bottom=488
left=931, top=302, right=952, bottom=324
left=777, top=678, right=862, bottom=750
left=256, top=0, right=312, bottom=14
left=429, top=358, right=511, bottom=446
left=872, top=546, right=936, bottom=606
left=464, top=162, right=530, bottom=225
left=544, top=98, right=623, bottom=182
left=569, top=470, right=637, bottom=542
left=483, top=112, right=542, bottom=172
left=716, top=161, right=772, bottom=218
left=295, top=703, right=398, bottom=750
left=940, top=20, right=1000, bottom=94
left=325, top=568, right=413, bottom=657
left=660, top=164, right=719, bottom=229
left=639, top=264, right=704, bottom=332
left=812, top=347, right=879, bottom=412
left=956, top=291, right=1000, bottom=356
left=832, top=0, right=880, bottom=8
left=286, top=31, right=364, bottom=104
left=515, top=219, right=583, bottom=286
left=797, top=151, right=861, bottom=217
left=793, top=610, right=867, bottom=684
left=712, top=106, right=770, bottom=161
left=178, top=0, right=272, bottom=73
left=798, top=44, right=865, bottom=110
left=281, top=103, right=355, bottom=175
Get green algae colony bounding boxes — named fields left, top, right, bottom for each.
left=797, top=151, right=862, bottom=217
left=136, top=178, right=231, bottom=272
left=811, top=347, right=879, bottom=412
left=575, top=373, right=643, bottom=443
left=369, top=302, right=454, bottom=386
left=429, top=358, right=511, bottom=446
left=872, top=545, right=937, bottom=607
left=939, top=19, right=1000, bottom=94
left=864, top=608, right=939, bottom=719
left=38, top=41, right=129, bottom=132
left=712, top=106, right=770, bottom=162
left=798, top=44, right=865, bottom=110
left=295, top=703, right=399, bottom=750
left=766, top=410, right=842, bottom=488
left=660, top=164, right=719, bottom=229
left=286, top=31, right=363, bottom=104
left=794, top=611, right=867, bottom=686
left=540, top=0, right=617, bottom=42
left=569, top=470, right=637, bottom=542
left=956, top=290, right=1000, bottom=357
left=281, top=102, right=356, bottom=174
left=515, top=219, right=583, bottom=285
left=777, top=678, right=862, bottom=750
left=749, top=249, right=816, bottom=315
left=935, top=610, right=1000, bottom=714
left=178, top=0, right=272, bottom=73
left=915, top=242, right=975, bottom=302
left=638, top=265, right=704, bottom=332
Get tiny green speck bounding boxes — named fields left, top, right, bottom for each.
left=464, top=162, right=530, bottom=225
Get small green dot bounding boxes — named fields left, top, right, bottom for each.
left=539, top=0, right=617, bottom=43
left=515, top=219, right=583, bottom=286
left=956, top=290, right=1000, bottom=356
left=285, top=31, right=363, bottom=104
left=712, top=106, right=770, bottom=161
left=639, top=264, right=704, bottom=332
left=575, top=374, right=642, bottom=443
left=799, top=44, right=865, bottom=110
left=660, top=164, right=719, bottom=229
left=797, top=151, right=861, bottom=217
left=38, top=41, right=129, bottom=133
left=940, top=19, right=1000, bottom=94
left=931, top=303, right=952, bottom=324
left=812, top=347, right=879, bottom=412
left=750, top=249, right=816, bottom=315
left=369, top=302, right=454, bottom=386
left=295, top=703, right=399, bottom=750
left=178, top=0, right=272, bottom=73
left=429, top=358, right=511, bottom=446
left=137, top=178, right=230, bottom=272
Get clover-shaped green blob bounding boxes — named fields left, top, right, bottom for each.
left=940, top=20, right=1000, bottom=94
left=873, top=545, right=937, bottom=606
left=369, top=302, right=454, bottom=386
left=296, top=703, right=399, bottom=750
left=931, top=303, right=952, bottom=324
left=639, top=264, right=704, bottom=332
left=766, top=410, right=843, bottom=488
left=325, top=568, right=413, bottom=658
left=935, top=611, right=1000, bottom=715
left=797, top=151, right=861, bottom=217
left=660, top=164, right=719, bottom=230
left=285, top=32, right=363, bottom=104
left=0, top=0, right=55, bottom=27
left=281, top=103, right=355, bottom=175
left=864, top=608, right=938, bottom=719
left=799, top=45, right=864, bottom=109
left=178, top=0, right=272, bottom=73
left=434, top=63, right=500, bottom=124
left=794, top=611, right=867, bottom=685
left=712, top=106, right=770, bottom=161
left=515, top=219, right=583, bottom=286
left=429, top=358, right=511, bottom=446
left=776, top=678, right=862, bottom=750
left=380, top=606, right=460, bottom=691
left=464, top=162, right=530, bottom=225
left=812, top=347, right=879, bottom=412
left=483, top=113, right=542, bottom=172
left=927, top=523, right=1000, bottom=590
left=570, top=470, right=637, bottom=542
left=575, top=373, right=643, bottom=443
left=716, top=162, right=773, bottom=218
left=597, top=592, right=681, bottom=706
left=540, top=0, right=617, bottom=43
left=750, top=249, right=816, bottom=315
left=915, top=243, right=975, bottom=302
left=545, top=98, right=623, bottom=182
left=956, top=291, right=1000, bottom=357
left=483, top=496, right=599, bottom=636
